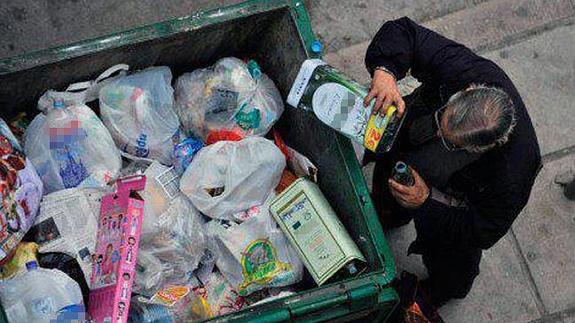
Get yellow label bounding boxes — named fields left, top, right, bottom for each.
left=364, top=106, right=396, bottom=152
left=0, top=242, right=38, bottom=279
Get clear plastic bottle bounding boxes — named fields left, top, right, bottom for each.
left=0, top=261, right=84, bottom=323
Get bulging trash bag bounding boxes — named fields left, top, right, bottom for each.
left=174, top=57, right=284, bottom=143
left=0, top=261, right=85, bottom=323
left=24, top=90, right=121, bottom=194
left=99, top=66, right=182, bottom=165
left=180, top=137, right=285, bottom=220
left=134, top=195, right=207, bottom=296
left=215, top=202, right=304, bottom=296
left=0, top=118, right=43, bottom=262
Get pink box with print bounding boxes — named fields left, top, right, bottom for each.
left=89, top=175, right=146, bottom=323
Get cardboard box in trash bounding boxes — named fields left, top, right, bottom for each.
left=88, top=176, right=146, bottom=323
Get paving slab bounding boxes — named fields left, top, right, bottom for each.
left=484, top=25, right=575, bottom=155
left=424, top=0, right=574, bottom=52
left=306, top=0, right=485, bottom=53
left=512, top=153, right=575, bottom=313
left=385, top=223, right=428, bottom=279
left=438, top=232, right=542, bottom=323
left=0, top=0, right=243, bottom=60
left=382, top=221, right=542, bottom=322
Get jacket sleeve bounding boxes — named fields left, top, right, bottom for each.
left=407, top=177, right=527, bottom=251
left=365, top=17, right=487, bottom=83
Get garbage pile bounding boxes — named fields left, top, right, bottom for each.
left=0, top=58, right=365, bottom=323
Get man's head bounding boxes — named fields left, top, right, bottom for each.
left=436, top=85, right=516, bottom=153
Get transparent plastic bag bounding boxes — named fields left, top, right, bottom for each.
left=134, top=195, right=207, bottom=296
left=180, top=137, right=285, bottom=220
left=0, top=118, right=43, bottom=262
left=215, top=202, right=304, bottom=296
left=174, top=57, right=284, bottom=143
left=0, top=263, right=84, bottom=323
left=24, top=90, right=121, bottom=194
left=191, top=270, right=247, bottom=318
left=122, top=161, right=207, bottom=295
left=99, top=66, right=182, bottom=165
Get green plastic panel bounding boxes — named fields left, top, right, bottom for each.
left=0, top=1, right=398, bottom=322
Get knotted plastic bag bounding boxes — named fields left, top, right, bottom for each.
left=174, top=57, right=284, bottom=143
left=180, top=137, right=285, bottom=220
left=24, top=89, right=121, bottom=194
left=99, top=66, right=182, bottom=165
left=0, top=118, right=43, bottom=262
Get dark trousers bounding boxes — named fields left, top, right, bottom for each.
left=368, top=90, right=482, bottom=308
left=372, top=156, right=482, bottom=308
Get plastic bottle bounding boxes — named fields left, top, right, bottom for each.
left=0, top=261, right=84, bottom=323
left=392, top=161, right=415, bottom=186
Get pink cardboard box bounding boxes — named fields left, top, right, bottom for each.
left=89, top=176, right=146, bottom=323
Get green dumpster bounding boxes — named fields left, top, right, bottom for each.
left=0, top=0, right=398, bottom=321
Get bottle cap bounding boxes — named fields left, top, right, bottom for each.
left=395, top=161, right=408, bottom=173
left=58, top=304, right=85, bottom=314
left=25, top=261, right=38, bottom=270
left=53, top=100, right=65, bottom=109
left=346, top=262, right=358, bottom=275
left=310, top=40, right=323, bottom=54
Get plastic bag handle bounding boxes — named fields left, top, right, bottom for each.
left=65, top=64, right=129, bottom=93
left=95, top=64, right=130, bottom=84
left=39, top=64, right=130, bottom=112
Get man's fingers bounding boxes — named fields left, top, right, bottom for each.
left=389, top=179, right=411, bottom=195
left=364, top=91, right=376, bottom=108
left=380, top=97, right=392, bottom=116
left=396, top=96, right=406, bottom=117
left=391, top=190, right=410, bottom=207
left=373, top=95, right=385, bottom=115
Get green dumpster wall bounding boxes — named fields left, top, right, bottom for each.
left=0, top=1, right=398, bottom=322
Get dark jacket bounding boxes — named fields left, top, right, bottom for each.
left=365, top=17, right=541, bottom=252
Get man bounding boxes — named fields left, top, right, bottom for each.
left=364, top=17, right=541, bottom=321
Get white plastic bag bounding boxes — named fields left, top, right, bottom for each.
left=0, top=263, right=84, bottom=323
left=215, top=202, right=304, bottom=296
left=180, top=137, right=285, bottom=220
left=0, top=118, right=43, bottom=262
left=24, top=89, right=120, bottom=195
left=174, top=57, right=284, bottom=143
left=99, top=66, right=182, bottom=165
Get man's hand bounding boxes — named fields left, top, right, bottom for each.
left=364, top=69, right=406, bottom=117
left=389, top=167, right=429, bottom=209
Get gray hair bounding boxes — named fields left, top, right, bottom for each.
left=446, top=84, right=517, bottom=153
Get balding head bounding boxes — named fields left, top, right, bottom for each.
left=441, top=85, right=516, bottom=153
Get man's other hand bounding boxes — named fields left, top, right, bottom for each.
left=389, top=167, right=429, bottom=209
left=364, top=69, right=406, bottom=117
